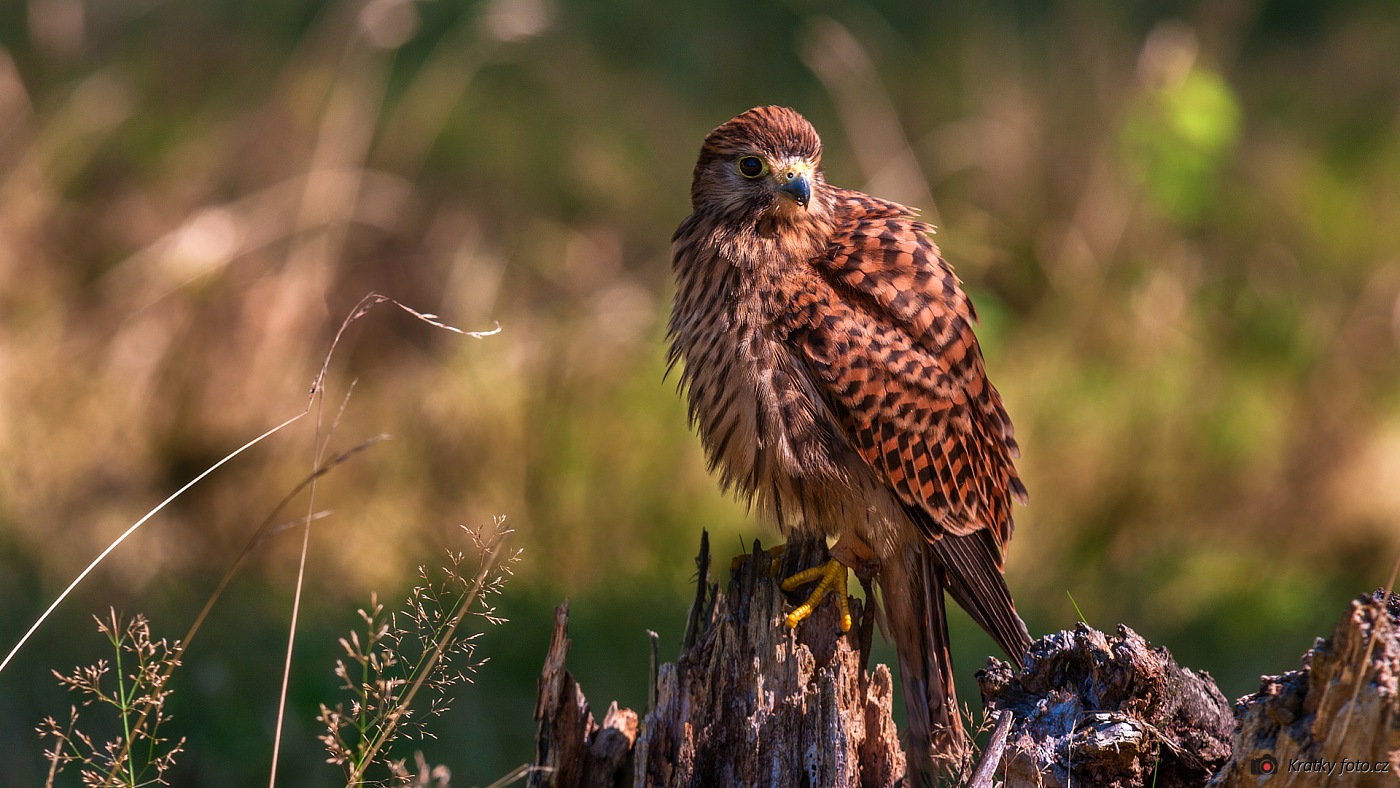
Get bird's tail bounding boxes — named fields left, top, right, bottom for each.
left=881, top=549, right=967, bottom=780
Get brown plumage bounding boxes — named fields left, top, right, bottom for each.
left=668, top=106, right=1032, bottom=775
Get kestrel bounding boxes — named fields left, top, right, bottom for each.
left=667, top=106, right=1033, bottom=774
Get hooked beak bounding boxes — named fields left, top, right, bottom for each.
left=776, top=168, right=811, bottom=208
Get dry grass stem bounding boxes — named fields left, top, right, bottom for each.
left=319, top=517, right=520, bottom=786
left=38, top=611, right=187, bottom=788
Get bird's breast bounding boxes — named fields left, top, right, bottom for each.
left=669, top=239, right=858, bottom=533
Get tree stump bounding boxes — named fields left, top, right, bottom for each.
left=531, top=600, right=640, bottom=788
left=1208, top=591, right=1400, bottom=787
left=531, top=534, right=905, bottom=788
left=634, top=537, right=905, bottom=788
left=531, top=530, right=1400, bottom=787
left=977, top=623, right=1235, bottom=787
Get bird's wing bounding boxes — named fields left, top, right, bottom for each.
left=791, top=189, right=1025, bottom=547
left=782, top=188, right=1030, bottom=658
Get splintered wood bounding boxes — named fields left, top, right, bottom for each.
left=1208, top=591, right=1400, bottom=787
left=532, top=600, right=640, bottom=788
left=530, top=537, right=903, bottom=788
left=532, top=534, right=1400, bottom=787
left=978, top=623, right=1234, bottom=786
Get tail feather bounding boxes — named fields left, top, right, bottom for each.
left=882, top=531, right=1032, bottom=782
left=881, top=551, right=967, bottom=779
left=932, top=530, right=1032, bottom=669
left=900, top=501, right=1033, bottom=669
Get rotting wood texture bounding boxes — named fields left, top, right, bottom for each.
left=978, top=622, right=1234, bottom=787
left=531, top=534, right=905, bottom=788
left=533, top=531, right=1400, bottom=787
left=1208, top=591, right=1400, bottom=788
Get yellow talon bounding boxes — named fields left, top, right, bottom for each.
left=781, top=558, right=852, bottom=632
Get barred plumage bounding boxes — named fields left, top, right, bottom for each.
left=668, top=106, right=1032, bottom=775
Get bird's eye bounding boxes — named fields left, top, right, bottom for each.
left=737, top=156, right=766, bottom=179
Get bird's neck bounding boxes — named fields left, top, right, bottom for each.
left=716, top=201, right=836, bottom=277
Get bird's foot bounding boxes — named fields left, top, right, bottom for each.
left=782, top=558, right=852, bottom=632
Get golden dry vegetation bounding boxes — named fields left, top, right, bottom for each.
left=2, top=1, right=1399, bottom=785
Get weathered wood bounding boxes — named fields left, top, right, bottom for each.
left=964, top=711, right=1013, bottom=788
left=1208, top=591, right=1400, bottom=787
left=633, top=538, right=905, bottom=788
left=533, top=533, right=1400, bottom=787
left=531, top=535, right=905, bottom=788
left=977, top=622, right=1234, bottom=787
left=531, top=600, right=639, bottom=788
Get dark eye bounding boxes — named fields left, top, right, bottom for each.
left=737, top=156, right=766, bottom=178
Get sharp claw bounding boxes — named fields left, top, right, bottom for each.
left=784, top=605, right=813, bottom=629
left=781, top=558, right=851, bottom=632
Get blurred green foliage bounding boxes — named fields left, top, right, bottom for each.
left=2, top=0, right=1400, bottom=785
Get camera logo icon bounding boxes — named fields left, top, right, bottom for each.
left=1250, top=755, right=1278, bottom=775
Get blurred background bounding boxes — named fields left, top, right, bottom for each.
left=2, top=0, right=1399, bottom=784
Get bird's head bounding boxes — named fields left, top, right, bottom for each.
left=690, top=106, right=828, bottom=224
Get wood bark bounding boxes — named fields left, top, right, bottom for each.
left=531, top=600, right=640, bottom=788
left=634, top=538, right=905, bottom=788
left=532, top=531, right=1400, bottom=788
left=1208, top=591, right=1400, bottom=787
left=531, top=534, right=905, bottom=788
left=977, top=623, right=1235, bottom=787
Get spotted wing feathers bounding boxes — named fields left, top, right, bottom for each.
left=784, top=189, right=1032, bottom=662
left=790, top=190, right=1025, bottom=552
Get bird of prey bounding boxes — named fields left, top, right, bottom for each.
left=667, top=106, right=1032, bottom=774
